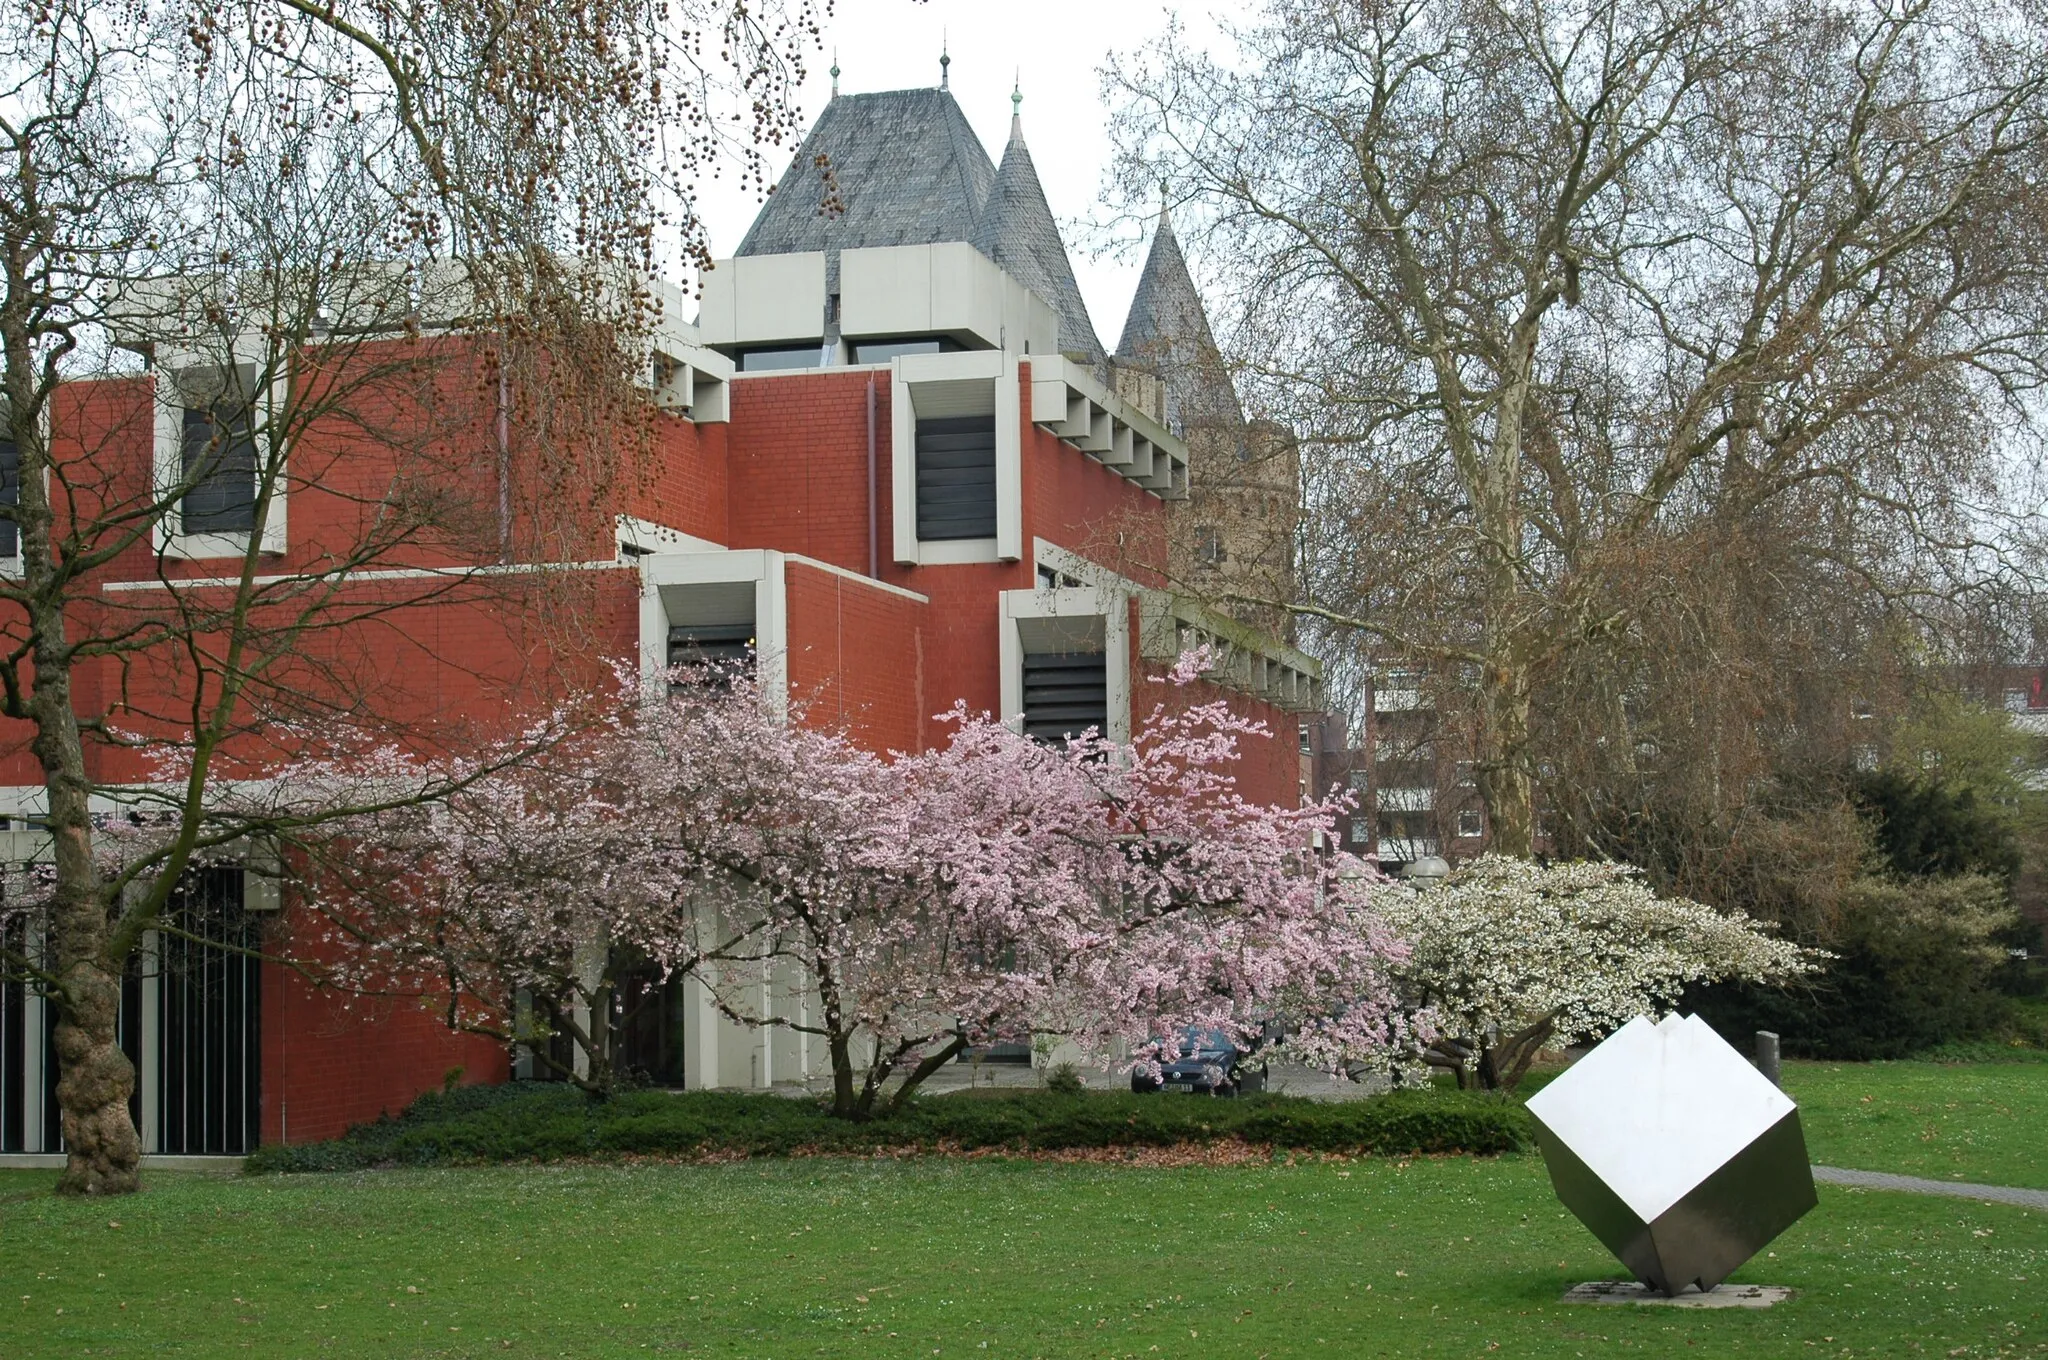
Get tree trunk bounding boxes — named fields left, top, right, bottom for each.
left=51, top=959, right=138, bottom=1194
left=1475, top=1015, right=1555, bottom=1093
left=38, top=651, right=134, bottom=1193
left=885, top=1034, right=967, bottom=1114
left=23, top=438, right=138, bottom=1193
left=1478, top=656, right=1535, bottom=857
left=41, top=724, right=138, bottom=1194
left=826, top=1029, right=859, bottom=1119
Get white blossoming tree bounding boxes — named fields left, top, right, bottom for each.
left=1377, top=856, right=1820, bottom=1090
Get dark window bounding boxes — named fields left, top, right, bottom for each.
left=915, top=413, right=996, bottom=541
left=1194, top=524, right=1225, bottom=566
left=180, top=399, right=258, bottom=534
left=0, top=437, right=17, bottom=559
left=1, top=915, right=22, bottom=1152
left=667, top=623, right=755, bottom=689
left=610, top=948, right=686, bottom=1088
left=156, top=867, right=261, bottom=1156
left=516, top=990, right=580, bottom=1082
left=1021, top=651, right=1107, bottom=745
left=737, top=346, right=821, bottom=372
left=852, top=336, right=962, bottom=364
left=1457, top=808, right=1484, bottom=838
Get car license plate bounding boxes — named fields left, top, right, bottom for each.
left=1165, top=1081, right=1194, bottom=1091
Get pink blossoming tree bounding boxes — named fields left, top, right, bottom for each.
left=298, top=653, right=1417, bottom=1118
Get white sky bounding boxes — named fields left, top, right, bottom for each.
left=688, top=0, right=1199, bottom=346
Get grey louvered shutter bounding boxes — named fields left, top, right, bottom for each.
left=915, top=413, right=996, bottom=541
left=1021, top=652, right=1108, bottom=744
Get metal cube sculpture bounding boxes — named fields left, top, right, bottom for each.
left=1525, top=1013, right=1818, bottom=1295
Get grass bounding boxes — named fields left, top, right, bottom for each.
left=3, top=1156, right=2043, bottom=1358
left=1783, top=1059, right=2048, bottom=1190
left=6, top=1059, right=2043, bottom=1357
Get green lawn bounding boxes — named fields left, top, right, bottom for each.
left=1784, top=1059, right=2048, bottom=1189
left=2, top=1156, right=2043, bottom=1358
left=6, top=1058, right=2045, bottom=1358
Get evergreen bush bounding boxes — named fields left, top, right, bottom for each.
left=245, top=1083, right=1529, bottom=1174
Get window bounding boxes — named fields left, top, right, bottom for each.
left=1034, top=565, right=1085, bottom=591
left=1348, top=819, right=1369, bottom=846
left=609, top=945, right=687, bottom=1088
left=915, top=413, right=997, bottom=541
left=1, top=913, right=26, bottom=1152
left=1347, top=769, right=1369, bottom=792
left=1298, top=725, right=1313, bottom=755
left=1194, top=524, right=1226, bottom=567
left=156, top=866, right=262, bottom=1155
left=667, top=622, right=755, bottom=690
left=1457, top=808, right=1483, bottom=838
left=0, top=435, right=16, bottom=559
left=852, top=336, right=961, bottom=364
left=1020, top=651, right=1107, bottom=745
left=736, top=346, right=821, bottom=372
left=180, top=390, right=259, bottom=535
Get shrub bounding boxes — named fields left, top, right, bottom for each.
left=1692, top=873, right=2024, bottom=1060
left=1852, top=770, right=2022, bottom=887
left=1043, top=1062, right=1085, bottom=1095
left=244, top=1082, right=1529, bottom=1174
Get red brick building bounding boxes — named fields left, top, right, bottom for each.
left=0, top=83, right=1318, bottom=1154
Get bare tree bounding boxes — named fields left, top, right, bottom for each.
left=1107, top=0, right=2048, bottom=853
left=0, top=0, right=822, bottom=1194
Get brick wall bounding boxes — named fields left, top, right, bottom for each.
left=260, top=957, right=508, bottom=1146
left=625, top=411, right=729, bottom=544
left=783, top=560, right=928, bottom=754
left=725, top=371, right=883, bottom=574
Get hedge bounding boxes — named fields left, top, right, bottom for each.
left=244, top=1081, right=1530, bottom=1174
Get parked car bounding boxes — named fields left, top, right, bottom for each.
left=1131, top=1028, right=1268, bottom=1096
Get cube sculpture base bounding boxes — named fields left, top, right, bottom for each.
left=1526, top=1014, right=1818, bottom=1297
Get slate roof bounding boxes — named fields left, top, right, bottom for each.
left=1116, top=211, right=1244, bottom=431
left=972, top=112, right=1105, bottom=366
left=736, top=89, right=997, bottom=257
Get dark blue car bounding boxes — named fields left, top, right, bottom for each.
left=1130, top=1028, right=1268, bottom=1096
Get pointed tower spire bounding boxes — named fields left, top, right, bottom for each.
left=830, top=50, right=840, bottom=99
left=973, top=105, right=1105, bottom=366
left=940, top=34, right=950, bottom=90
left=1119, top=195, right=1243, bottom=430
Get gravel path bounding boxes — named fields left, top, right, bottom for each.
left=1812, top=1165, right=2048, bottom=1210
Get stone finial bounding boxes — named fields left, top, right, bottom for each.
left=940, top=34, right=950, bottom=90
left=830, top=50, right=839, bottom=98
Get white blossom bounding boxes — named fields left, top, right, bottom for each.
left=1377, top=855, right=1821, bottom=1088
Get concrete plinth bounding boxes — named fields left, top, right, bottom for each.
left=1562, top=1280, right=1794, bottom=1309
